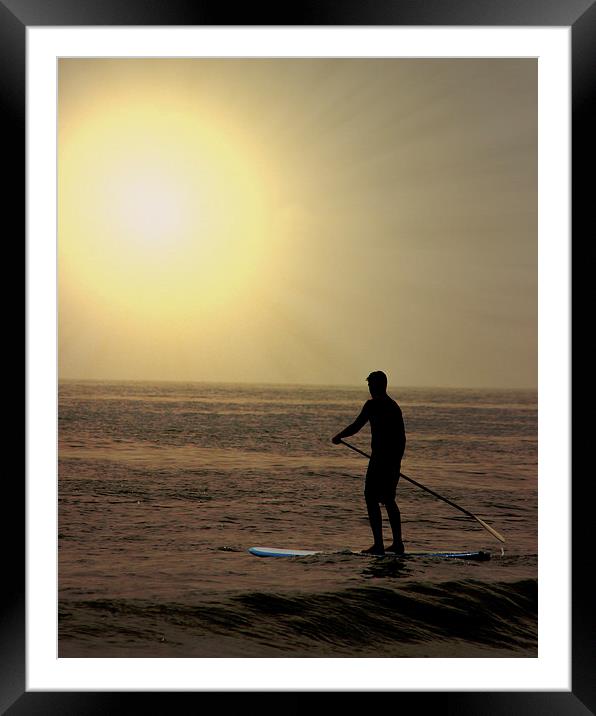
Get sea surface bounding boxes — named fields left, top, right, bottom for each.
left=58, top=381, right=537, bottom=658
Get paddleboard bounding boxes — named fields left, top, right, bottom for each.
left=248, top=546, right=490, bottom=560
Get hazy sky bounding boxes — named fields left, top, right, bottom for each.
left=58, top=59, right=537, bottom=389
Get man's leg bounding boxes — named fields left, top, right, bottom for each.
left=363, top=460, right=385, bottom=554
left=363, top=494, right=385, bottom=554
left=385, top=499, right=404, bottom=554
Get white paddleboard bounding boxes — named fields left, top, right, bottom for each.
left=248, top=546, right=490, bottom=560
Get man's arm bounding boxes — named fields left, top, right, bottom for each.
left=331, top=403, right=369, bottom=444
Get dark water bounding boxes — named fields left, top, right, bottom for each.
left=58, top=381, right=537, bottom=657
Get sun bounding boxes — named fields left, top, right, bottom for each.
left=110, top=167, right=191, bottom=246
left=59, top=92, right=272, bottom=323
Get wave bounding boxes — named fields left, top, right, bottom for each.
left=59, top=579, right=537, bottom=657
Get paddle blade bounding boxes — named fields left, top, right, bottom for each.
left=475, top=516, right=506, bottom=543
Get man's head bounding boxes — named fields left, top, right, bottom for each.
left=366, top=371, right=388, bottom=398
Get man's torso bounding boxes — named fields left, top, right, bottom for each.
left=365, top=395, right=406, bottom=459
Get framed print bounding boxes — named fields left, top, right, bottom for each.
left=12, top=0, right=592, bottom=711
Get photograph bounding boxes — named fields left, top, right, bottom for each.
left=57, top=56, right=537, bottom=659
left=11, top=0, right=592, bottom=708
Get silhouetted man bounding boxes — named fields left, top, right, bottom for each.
left=332, top=371, right=406, bottom=555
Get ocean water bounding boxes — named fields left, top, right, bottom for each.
left=58, top=381, right=537, bottom=658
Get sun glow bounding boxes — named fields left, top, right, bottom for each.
left=59, top=72, right=273, bottom=328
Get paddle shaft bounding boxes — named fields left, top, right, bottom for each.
left=339, top=439, right=505, bottom=543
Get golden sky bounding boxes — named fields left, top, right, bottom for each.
left=58, top=58, right=537, bottom=388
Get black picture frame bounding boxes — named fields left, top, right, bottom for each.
left=12, top=0, right=591, bottom=712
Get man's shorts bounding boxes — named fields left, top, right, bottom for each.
left=364, top=456, right=401, bottom=504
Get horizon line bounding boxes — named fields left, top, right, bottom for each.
left=57, top=376, right=538, bottom=392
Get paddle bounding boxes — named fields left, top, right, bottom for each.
left=339, top=439, right=506, bottom=544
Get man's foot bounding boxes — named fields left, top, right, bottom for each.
left=361, top=544, right=385, bottom=555
left=386, top=542, right=405, bottom=555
